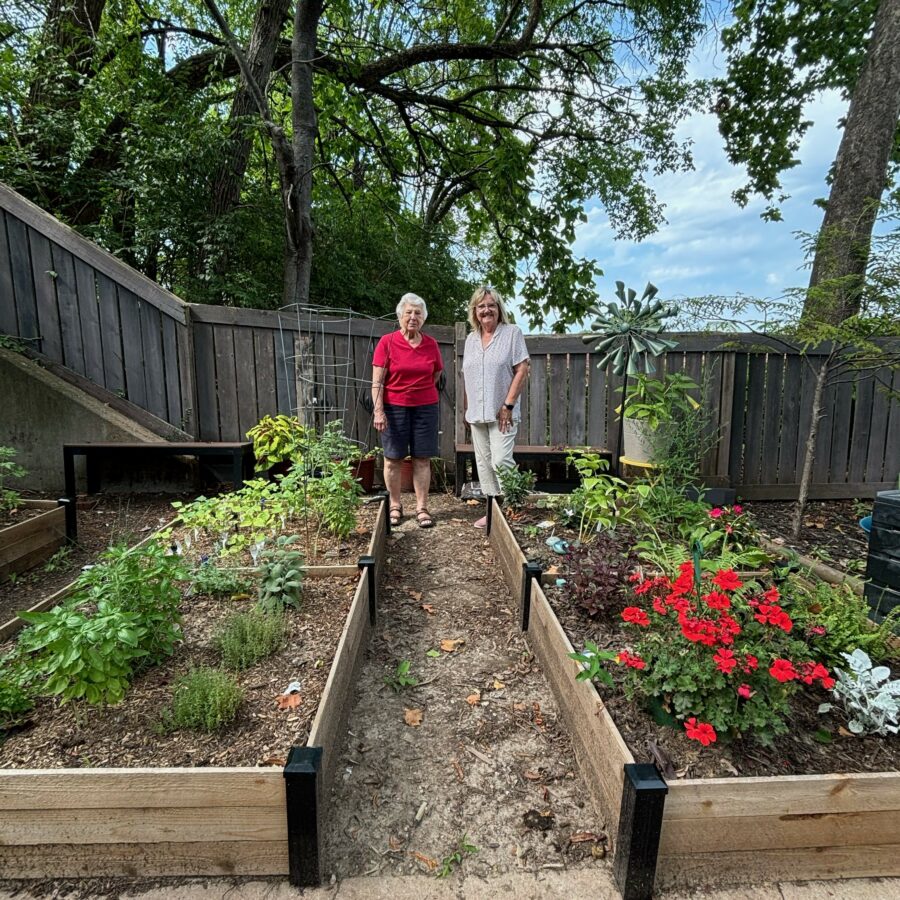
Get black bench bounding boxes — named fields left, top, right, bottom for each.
left=454, top=443, right=612, bottom=496
left=62, top=441, right=254, bottom=540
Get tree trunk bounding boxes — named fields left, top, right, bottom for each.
left=791, top=353, right=834, bottom=539
left=804, top=0, right=900, bottom=325
left=285, top=0, right=323, bottom=306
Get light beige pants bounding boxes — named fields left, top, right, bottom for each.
left=470, top=421, right=517, bottom=496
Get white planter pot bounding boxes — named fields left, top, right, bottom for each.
left=621, top=417, right=656, bottom=464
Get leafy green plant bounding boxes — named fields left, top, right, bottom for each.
left=306, top=458, right=362, bottom=538
left=42, top=545, right=73, bottom=573
left=496, top=463, right=536, bottom=510
left=435, top=834, right=478, bottom=878
left=257, top=535, right=305, bottom=611
left=0, top=446, right=27, bottom=512
left=246, top=415, right=308, bottom=470
left=215, top=608, right=285, bottom=670
left=564, top=450, right=630, bottom=540
left=190, top=563, right=254, bottom=598
left=384, top=659, right=418, bottom=692
left=565, top=538, right=637, bottom=618
left=617, top=372, right=699, bottom=430
left=17, top=540, right=185, bottom=706
left=569, top=641, right=617, bottom=687
left=0, top=653, right=34, bottom=731
left=819, top=649, right=900, bottom=736
left=168, top=667, right=244, bottom=732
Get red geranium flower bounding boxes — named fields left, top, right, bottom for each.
left=617, top=650, right=647, bottom=670
left=652, top=597, right=668, bottom=616
left=732, top=504, right=743, bottom=514
left=712, top=569, right=743, bottom=591
left=709, top=507, right=724, bottom=519
left=737, top=683, right=752, bottom=699
left=713, top=648, right=737, bottom=674
left=622, top=606, right=650, bottom=626
left=769, top=658, right=798, bottom=683
left=742, top=653, right=758, bottom=672
left=704, top=591, right=731, bottom=610
left=684, top=717, right=717, bottom=746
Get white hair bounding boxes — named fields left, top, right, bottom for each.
left=396, top=292, right=428, bottom=322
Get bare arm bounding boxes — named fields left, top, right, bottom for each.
left=497, top=359, right=530, bottom=433
left=372, top=364, right=387, bottom=432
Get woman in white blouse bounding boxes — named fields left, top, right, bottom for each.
left=461, top=286, right=530, bottom=528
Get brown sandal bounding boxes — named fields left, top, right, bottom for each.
left=389, top=505, right=403, bottom=527
left=416, top=508, right=434, bottom=528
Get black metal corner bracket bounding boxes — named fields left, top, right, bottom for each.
left=283, top=745, right=324, bottom=886
left=379, top=490, right=391, bottom=534
left=520, top=559, right=542, bottom=632
left=58, top=497, right=76, bottom=543
left=358, top=554, right=377, bottom=626
left=486, top=495, right=495, bottom=536
left=614, top=762, right=668, bottom=900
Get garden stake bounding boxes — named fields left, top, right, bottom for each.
left=358, top=555, right=377, bottom=626
left=520, top=560, right=542, bottom=631
left=379, top=490, right=391, bottom=534
left=613, top=763, right=668, bottom=900
left=58, top=496, right=76, bottom=543
left=283, top=745, right=323, bottom=886
left=486, top=494, right=494, bottom=535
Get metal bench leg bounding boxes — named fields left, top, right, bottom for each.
left=85, top=452, right=102, bottom=494
left=232, top=450, right=244, bottom=490
left=62, top=448, right=78, bottom=542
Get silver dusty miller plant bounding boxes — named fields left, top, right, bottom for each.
left=818, top=648, right=900, bottom=736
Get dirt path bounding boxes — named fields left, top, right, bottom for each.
left=323, top=492, right=609, bottom=881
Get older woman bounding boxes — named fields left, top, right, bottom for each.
left=462, top=286, right=530, bottom=528
left=372, top=293, right=444, bottom=528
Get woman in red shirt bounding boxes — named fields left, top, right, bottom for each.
left=371, top=293, right=444, bottom=528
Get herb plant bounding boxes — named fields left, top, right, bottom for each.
left=306, top=458, right=362, bottom=538
left=0, top=446, right=27, bottom=512
left=497, top=463, right=536, bottom=509
left=190, top=563, right=254, bottom=598
left=168, top=667, right=244, bottom=732
left=565, top=537, right=637, bottom=618
left=0, top=654, right=34, bottom=731
left=564, top=450, right=630, bottom=539
left=215, top=609, right=286, bottom=670
left=257, top=535, right=305, bottom=611
left=819, top=649, right=900, bottom=736
left=384, top=659, right=418, bottom=692
left=569, top=641, right=617, bottom=687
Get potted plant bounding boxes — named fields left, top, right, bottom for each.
left=246, top=415, right=308, bottom=475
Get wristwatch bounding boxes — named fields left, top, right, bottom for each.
left=504, top=402, right=515, bottom=411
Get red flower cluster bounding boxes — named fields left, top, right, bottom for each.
left=713, top=648, right=737, bottom=674
left=621, top=606, right=650, bottom=626
left=768, top=658, right=798, bottom=682
left=799, top=661, right=835, bottom=690
left=617, top=650, right=646, bottom=670
left=684, top=717, right=717, bottom=745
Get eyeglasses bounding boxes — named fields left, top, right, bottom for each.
left=476, top=304, right=498, bottom=311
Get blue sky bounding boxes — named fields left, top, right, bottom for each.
left=523, top=51, right=851, bottom=333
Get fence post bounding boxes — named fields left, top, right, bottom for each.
left=614, top=763, right=668, bottom=900
left=520, top=560, right=542, bottom=631
left=283, top=745, right=323, bottom=886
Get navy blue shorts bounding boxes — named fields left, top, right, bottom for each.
left=381, top=403, right=440, bottom=459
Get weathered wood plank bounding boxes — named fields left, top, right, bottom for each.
left=517, top=357, right=531, bottom=445
left=96, top=273, right=125, bottom=394
left=295, top=333, right=315, bottom=429
left=865, top=367, right=893, bottom=484
left=735, top=482, right=895, bottom=501
left=139, top=300, right=168, bottom=421
left=274, top=327, right=296, bottom=414
left=811, top=359, right=835, bottom=484
left=0, top=211, right=19, bottom=336
left=760, top=354, right=783, bottom=485
left=0, top=768, right=284, bottom=810
left=176, top=309, right=197, bottom=438
left=213, top=325, right=240, bottom=440
left=742, top=354, right=767, bottom=484
left=568, top=353, right=587, bottom=445
left=118, top=288, right=147, bottom=409
left=715, top=354, right=735, bottom=480
left=52, top=244, right=85, bottom=376
left=828, top=380, right=854, bottom=484
left=777, top=354, right=802, bottom=484
left=7, top=214, right=39, bottom=342
left=352, top=331, right=375, bottom=446
left=233, top=326, right=259, bottom=440
left=193, top=322, right=220, bottom=440
left=253, top=329, right=278, bottom=421
left=161, top=314, right=183, bottom=427
left=848, top=372, right=876, bottom=484
left=74, top=261, right=103, bottom=385
left=549, top=354, right=568, bottom=444
left=587, top=355, right=608, bottom=449
left=529, top=356, right=548, bottom=446
left=28, top=231, right=62, bottom=362
left=0, top=840, right=288, bottom=878
left=883, top=368, right=900, bottom=481
left=0, top=504, right=65, bottom=549
left=727, top=353, right=748, bottom=485
left=0, top=183, right=187, bottom=324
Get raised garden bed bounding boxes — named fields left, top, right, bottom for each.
left=0, top=496, right=388, bottom=884
left=488, top=499, right=900, bottom=892
left=0, top=500, right=65, bottom=583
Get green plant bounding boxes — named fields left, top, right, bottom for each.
left=305, top=458, right=362, bottom=538
left=384, top=659, right=418, bottom=692
left=784, top=578, right=900, bottom=668
left=257, top=535, right=305, bottom=611
left=617, top=562, right=835, bottom=744
left=0, top=654, right=34, bottom=731
left=17, top=540, right=185, bottom=705
left=618, top=372, right=699, bottom=430
left=42, top=546, right=73, bottom=574
left=215, top=608, right=286, bottom=670
left=496, top=463, right=536, bottom=510
left=0, top=446, right=27, bottom=512
left=569, top=641, right=617, bottom=686
left=564, top=450, right=630, bottom=540
left=168, top=667, right=243, bottom=732
left=190, top=563, right=254, bottom=598
left=246, top=415, right=308, bottom=471
left=819, top=649, right=900, bottom=736
left=435, top=834, right=478, bottom=878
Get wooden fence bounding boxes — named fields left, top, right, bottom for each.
left=2, top=182, right=898, bottom=498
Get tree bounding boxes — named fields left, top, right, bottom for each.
left=715, top=0, right=900, bottom=324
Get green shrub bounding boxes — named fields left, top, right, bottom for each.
left=190, top=563, right=254, bottom=598
left=215, top=609, right=286, bottom=670
left=257, top=535, right=305, bottom=611
left=0, top=655, right=34, bottom=731
left=497, top=463, right=536, bottom=510
left=169, top=668, right=243, bottom=732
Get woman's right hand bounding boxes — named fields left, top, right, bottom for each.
left=374, top=409, right=387, bottom=432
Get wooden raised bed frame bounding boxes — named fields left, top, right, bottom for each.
left=0, top=500, right=65, bottom=582
left=0, top=498, right=388, bottom=882
left=488, top=499, right=900, bottom=891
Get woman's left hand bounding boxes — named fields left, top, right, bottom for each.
left=497, top=405, right=513, bottom=433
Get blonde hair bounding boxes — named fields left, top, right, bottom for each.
left=396, top=292, right=428, bottom=321
left=467, top=286, right=509, bottom=333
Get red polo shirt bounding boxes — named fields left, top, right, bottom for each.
left=373, top=331, right=443, bottom=406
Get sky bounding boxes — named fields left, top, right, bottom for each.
left=525, top=52, right=851, bottom=333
